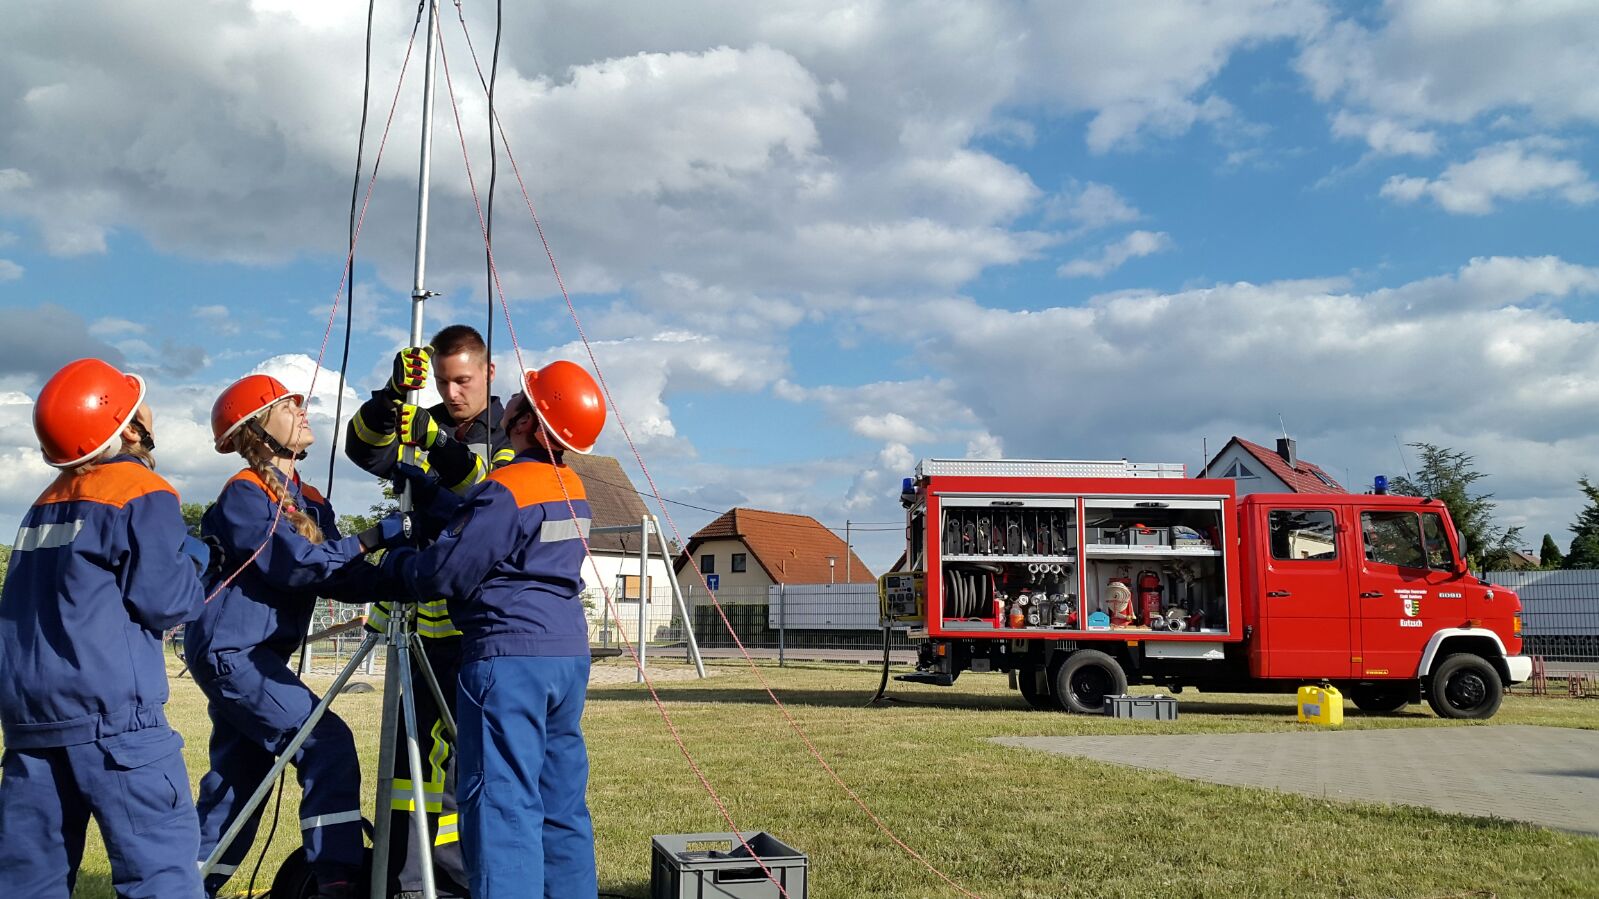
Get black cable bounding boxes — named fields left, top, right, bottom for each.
left=484, top=0, right=501, bottom=389
left=327, top=0, right=380, bottom=499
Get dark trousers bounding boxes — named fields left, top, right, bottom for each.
left=192, top=646, right=364, bottom=896
left=0, top=729, right=204, bottom=899
left=457, top=654, right=595, bottom=899
left=385, top=635, right=470, bottom=897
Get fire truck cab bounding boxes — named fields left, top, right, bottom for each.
left=881, top=458, right=1531, bottom=719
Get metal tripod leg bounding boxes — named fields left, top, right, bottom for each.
left=395, top=630, right=439, bottom=898
left=409, top=637, right=456, bottom=740
left=371, top=612, right=442, bottom=899
left=200, top=631, right=379, bottom=878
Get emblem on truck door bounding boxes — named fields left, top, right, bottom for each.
left=1404, top=598, right=1421, bottom=617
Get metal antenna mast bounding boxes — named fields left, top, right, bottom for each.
left=198, top=6, right=450, bottom=898
left=372, top=0, right=445, bottom=895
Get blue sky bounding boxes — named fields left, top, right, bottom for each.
left=2, top=1, right=1598, bottom=572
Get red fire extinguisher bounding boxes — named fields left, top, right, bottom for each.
left=1137, top=570, right=1163, bottom=626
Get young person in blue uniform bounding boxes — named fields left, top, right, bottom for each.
left=0, top=358, right=212, bottom=899
left=186, top=374, right=412, bottom=899
left=346, top=325, right=512, bottom=899
left=383, top=360, right=606, bottom=898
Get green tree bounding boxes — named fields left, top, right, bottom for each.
left=0, top=544, right=12, bottom=588
left=1564, top=477, right=1599, bottom=569
left=180, top=502, right=210, bottom=537
left=1390, top=442, right=1522, bottom=570
left=1539, top=533, right=1564, bottom=569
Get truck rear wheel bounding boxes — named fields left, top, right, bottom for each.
left=1349, top=684, right=1410, bottom=713
left=1054, top=650, right=1127, bottom=714
left=1426, top=653, right=1503, bottom=720
left=1016, top=664, right=1056, bottom=710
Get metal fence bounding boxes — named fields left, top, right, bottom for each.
left=1486, top=569, right=1599, bottom=664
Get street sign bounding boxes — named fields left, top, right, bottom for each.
left=706, top=574, right=720, bottom=591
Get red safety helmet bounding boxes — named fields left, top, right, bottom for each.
left=525, top=361, right=605, bottom=454
left=212, top=374, right=303, bottom=453
left=34, top=358, right=148, bottom=468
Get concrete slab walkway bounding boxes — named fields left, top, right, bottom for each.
left=994, top=725, right=1599, bottom=836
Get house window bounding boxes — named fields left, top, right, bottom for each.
left=1310, top=469, right=1340, bottom=488
left=731, top=553, right=747, bottom=573
left=620, top=575, right=652, bottom=599
left=700, top=553, right=715, bottom=574
left=1268, top=509, right=1337, bottom=560
left=1222, top=460, right=1259, bottom=479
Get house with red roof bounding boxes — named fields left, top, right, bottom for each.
left=1200, top=437, right=1347, bottom=496
left=673, top=507, right=875, bottom=592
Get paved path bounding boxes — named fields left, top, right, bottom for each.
left=994, top=725, right=1599, bottom=836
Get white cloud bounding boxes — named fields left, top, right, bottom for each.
left=1021, top=0, right=1326, bottom=152
left=1058, top=230, right=1172, bottom=278
left=1044, top=180, right=1141, bottom=234
left=0, top=259, right=21, bottom=281
left=194, top=304, right=242, bottom=337
left=1380, top=139, right=1598, bottom=214
left=1298, top=2, right=1599, bottom=128
left=1329, top=110, right=1438, bottom=157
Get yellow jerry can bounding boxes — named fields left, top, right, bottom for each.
left=1297, top=685, right=1344, bottom=726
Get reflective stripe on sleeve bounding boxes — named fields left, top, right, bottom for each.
left=539, top=516, right=591, bottom=543
left=351, top=409, right=397, bottom=447
left=15, top=520, right=84, bottom=553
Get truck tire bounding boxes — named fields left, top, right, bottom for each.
left=1426, top=653, right=1503, bottom=720
left=1017, top=665, right=1055, bottom=711
left=1054, top=650, right=1127, bottom=714
left=1349, top=684, right=1409, bottom=713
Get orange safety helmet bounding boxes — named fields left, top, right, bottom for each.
left=34, top=358, right=148, bottom=468
left=212, top=374, right=303, bottom=453
left=524, top=361, right=605, bottom=454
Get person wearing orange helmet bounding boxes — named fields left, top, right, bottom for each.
left=185, top=374, right=412, bottom=899
left=381, top=361, right=605, bottom=898
left=0, top=358, right=211, bottom=898
left=345, top=323, right=511, bottom=898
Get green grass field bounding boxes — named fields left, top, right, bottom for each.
left=19, top=657, right=1599, bottom=898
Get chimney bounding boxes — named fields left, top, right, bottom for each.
left=1276, top=437, right=1298, bottom=469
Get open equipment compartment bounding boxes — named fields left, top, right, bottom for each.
left=936, top=495, right=1082, bottom=632
left=1081, top=496, right=1229, bottom=634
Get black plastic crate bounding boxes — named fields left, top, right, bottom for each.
left=1103, top=694, right=1179, bottom=720
left=651, top=832, right=809, bottom=899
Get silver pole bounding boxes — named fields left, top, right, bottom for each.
left=409, top=0, right=441, bottom=348
left=373, top=3, right=441, bottom=893
left=778, top=583, right=786, bottom=668
left=201, top=633, right=379, bottom=877
left=651, top=516, right=705, bottom=677
left=636, top=516, right=649, bottom=684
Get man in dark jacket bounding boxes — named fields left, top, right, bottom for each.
left=345, top=324, right=510, bottom=897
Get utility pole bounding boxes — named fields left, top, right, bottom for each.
left=845, top=519, right=851, bottom=582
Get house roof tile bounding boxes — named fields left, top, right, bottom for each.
left=675, top=507, right=876, bottom=584
left=1224, top=437, right=1348, bottom=494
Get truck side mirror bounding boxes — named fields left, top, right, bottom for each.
left=1456, top=531, right=1469, bottom=567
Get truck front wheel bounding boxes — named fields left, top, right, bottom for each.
left=1054, top=650, right=1128, bottom=714
left=1426, top=653, right=1504, bottom=720
left=1349, top=684, right=1410, bottom=713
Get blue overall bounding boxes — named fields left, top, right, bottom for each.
left=185, top=468, right=383, bottom=895
left=0, top=455, right=207, bottom=898
left=391, top=448, right=595, bottom=898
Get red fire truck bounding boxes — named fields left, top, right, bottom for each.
left=879, top=458, right=1531, bottom=719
